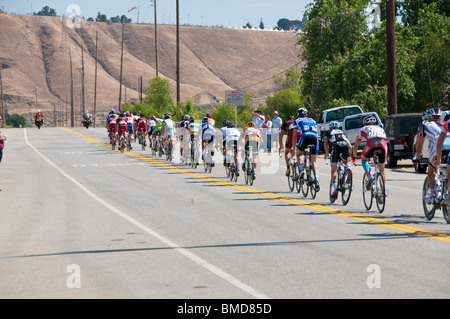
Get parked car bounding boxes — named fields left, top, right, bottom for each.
left=384, top=113, right=423, bottom=168
left=342, top=112, right=383, bottom=146
left=317, top=105, right=363, bottom=151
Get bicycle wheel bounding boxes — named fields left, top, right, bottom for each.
left=375, top=173, right=386, bottom=213
left=300, top=168, right=308, bottom=197
left=287, top=163, right=295, bottom=192
left=329, top=179, right=336, bottom=203
left=309, top=165, right=317, bottom=199
left=341, top=169, right=353, bottom=206
left=442, top=182, right=450, bottom=224
left=167, top=143, right=173, bottom=161
left=362, top=172, right=373, bottom=211
left=249, top=162, right=255, bottom=186
left=244, top=157, right=250, bottom=185
left=422, top=177, right=436, bottom=220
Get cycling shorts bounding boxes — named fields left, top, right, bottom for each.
left=127, top=123, right=133, bottom=134
left=109, top=123, right=117, bottom=132
left=245, top=140, right=259, bottom=155
left=330, top=142, right=350, bottom=164
left=285, top=132, right=301, bottom=149
left=118, top=125, right=127, bottom=136
left=297, top=134, right=319, bottom=155
left=362, top=138, right=387, bottom=163
left=202, top=129, right=214, bottom=144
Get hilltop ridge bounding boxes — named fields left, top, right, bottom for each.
left=0, top=14, right=302, bottom=117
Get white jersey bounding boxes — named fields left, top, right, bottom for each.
left=226, top=128, right=240, bottom=141
left=163, top=119, right=174, bottom=137
left=356, top=125, right=386, bottom=142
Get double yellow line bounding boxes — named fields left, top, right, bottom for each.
left=63, top=127, right=450, bottom=243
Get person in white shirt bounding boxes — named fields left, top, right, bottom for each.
left=261, top=115, right=272, bottom=152
left=271, top=111, right=283, bottom=153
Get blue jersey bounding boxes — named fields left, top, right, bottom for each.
left=294, top=117, right=318, bottom=137
left=201, top=122, right=215, bottom=140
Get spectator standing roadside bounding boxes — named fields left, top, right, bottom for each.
left=261, top=115, right=272, bottom=152
left=252, top=110, right=265, bottom=150
left=271, top=111, right=282, bottom=153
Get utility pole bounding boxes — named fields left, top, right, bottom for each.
left=154, top=0, right=159, bottom=76
left=118, top=23, right=125, bottom=111
left=386, top=0, right=397, bottom=115
left=69, top=46, right=74, bottom=127
left=94, top=30, right=98, bottom=127
left=0, top=70, right=4, bottom=124
left=176, top=0, right=180, bottom=104
left=81, top=45, right=85, bottom=114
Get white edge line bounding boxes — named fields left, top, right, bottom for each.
left=24, top=128, right=270, bottom=299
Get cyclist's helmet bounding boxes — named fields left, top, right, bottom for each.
left=422, top=110, right=430, bottom=120
left=206, top=112, right=212, bottom=118
left=202, top=117, right=209, bottom=123
left=109, top=109, right=115, bottom=114
left=189, top=116, right=195, bottom=122
left=428, top=108, right=442, bottom=119
left=329, top=120, right=340, bottom=130
left=297, top=108, right=308, bottom=117
left=222, top=119, right=229, bottom=127
left=183, top=114, right=189, bottom=121
left=227, top=122, right=235, bottom=128
left=164, top=113, right=170, bottom=119
left=247, top=121, right=256, bottom=127
left=363, top=115, right=377, bottom=126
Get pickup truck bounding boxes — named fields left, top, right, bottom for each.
left=317, top=105, right=363, bottom=151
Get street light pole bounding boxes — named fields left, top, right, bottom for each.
left=154, top=0, right=159, bottom=76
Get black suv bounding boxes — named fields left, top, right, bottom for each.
left=384, top=113, right=423, bottom=168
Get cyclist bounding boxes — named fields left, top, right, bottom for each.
left=292, top=108, right=320, bottom=189
left=226, top=121, right=241, bottom=176
left=133, top=112, right=140, bottom=141
left=35, top=110, right=44, bottom=127
left=125, top=111, right=134, bottom=141
left=435, top=111, right=450, bottom=192
left=201, top=117, right=215, bottom=166
left=220, top=120, right=230, bottom=166
left=179, top=115, right=190, bottom=161
left=188, top=116, right=200, bottom=165
left=352, top=115, right=387, bottom=192
left=107, top=111, right=118, bottom=144
left=280, top=115, right=301, bottom=176
left=415, top=108, right=444, bottom=204
left=239, top=121, right=262, bottom=178
left=324, top=120, right=353, bottom=199
left=160, top=114, right=175, bottom=154
left=147, top=116, right=156, bottom=145
left=137, top=113, right=148, bottom=146
left=117, top=112, right=128, bottom=145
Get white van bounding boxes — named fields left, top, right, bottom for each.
left=342, top=112, right=383, bottom=145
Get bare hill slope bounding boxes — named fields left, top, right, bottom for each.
left=0, top=14, right=301, bottom=118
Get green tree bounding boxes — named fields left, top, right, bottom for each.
left=34, top=6, right=57, bottom=16
left=6, top=114, right=26, bottom=128
left=96, top=12, right=108, bottom=22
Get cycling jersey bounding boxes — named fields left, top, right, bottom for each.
left=325, top=129, right=350, bottom=164
left=163, top=119, right=174, bottom=137
left=294, top=117, right=318, bottom=154
left=240, top=126, right=261, bottom=155
left=201, top=121, right=215, bottom=143
left=147, top=120, right=156, bottom=133
left=281, top=119, right=301, bottom=149
left=117, top=116, right=128, bottom=136
left=138, top=117, right=147, bottom=132
left=357, top=125, right=387, bottom=163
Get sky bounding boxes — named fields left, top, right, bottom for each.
left=0, top=0, right=312, bottom=29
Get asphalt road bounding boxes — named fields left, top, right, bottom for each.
left=0, top=126, right=449, bottom=299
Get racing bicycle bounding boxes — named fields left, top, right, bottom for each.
left=422, top=164, right=450, bottom=223
left=357, top=152, right=386, bottom=213
left=299, top=145, right=318, bottom=199
left=328, top=155, right=353, bottom=205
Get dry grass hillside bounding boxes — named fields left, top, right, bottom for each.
left=0, top=14, right=302, bottom=119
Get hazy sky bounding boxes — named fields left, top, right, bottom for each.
left=1, top=0, right=312, bottom=28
